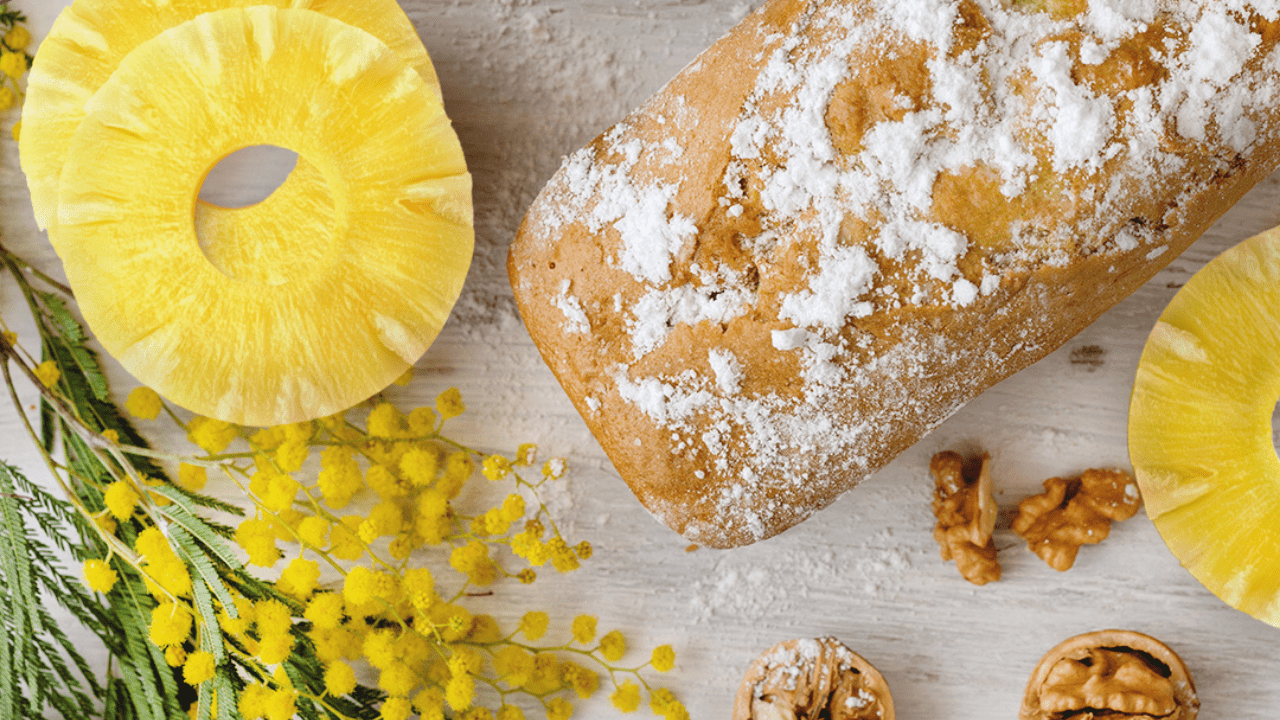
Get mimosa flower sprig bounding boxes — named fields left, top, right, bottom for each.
left=0, top=244, right=687, bottom=719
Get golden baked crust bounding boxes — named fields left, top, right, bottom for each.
left=509, top=0, right=1280, bottom=547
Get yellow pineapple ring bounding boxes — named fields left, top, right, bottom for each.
left=20, top=0, right=438, bottom=234
left=1129, top=227, right=1280, bottom=625
left=55, top=6, right=472, bottom=426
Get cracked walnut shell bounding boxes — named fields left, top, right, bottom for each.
left=931, top=451, right=1000, bottom=585
left=733, top=637, right=894, bottom=720
left=1012, top=468, right=1141, bottom=571
left=1020, top=629, right=1199, bottom=720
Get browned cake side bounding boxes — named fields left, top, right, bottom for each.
left=509, top=0, right=1280, bottom=547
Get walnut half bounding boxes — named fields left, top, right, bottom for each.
left=1020, top=629, right=1199, bottom=720
left=732, top=637, right=894, bottom=720
left=1012, top=468, right=1141, bottom=571
left=931, top=451, right=1000, bottom=585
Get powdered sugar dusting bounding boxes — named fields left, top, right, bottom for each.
left=515, top=0, right=1280, bottom=546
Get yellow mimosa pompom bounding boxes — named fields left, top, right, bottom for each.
left=399, top=447, right=439, bottom=486
left=318, top=447, right=363, bottom=508
left=402, top=567, right=435, bottom=610
left=343, top=566, right=400, bottom=607
left=515, top=443, right=538, bottom=466
left=261, top=473, right=301, bottom=513
left=238, top=683, right=270, bottom=719
left=257, top=632, right=294, bottom=665
left=125, top=387, right=164, bottom=420
left=103, top=480, right=139, bottom=520
left=135, top=526, right=175, bottom=561
left=571, top=614, right=597, bottom=645
left=367, top=402, right=407, bottom=438
left=235, top=518, right=280, bottom=568
left=407, top=406, right=436, bottom=435
left=280, top=421, right=315, bottom=444
left=33, top=360, right=60, bottom=388
left=379, top=662, right=418, bottom=697
left=274, top=440, right=310, bottom=473
left=324, top=660, right=357, bottom=696
left=5, top=26, right=30, bottom=51
left=82, top=559, right=118, bottom=593
left=542, top=457, right=567, bottom=480
left=392, top=366, right=414, bottom=387
left=328, top=517, right=365, bottom=561
left=611, top=681, right=641, bottom=712
left=165, top=645, right=186, bottom=667
left=177, top=463, right=207, bottom=491
left=183, top=650, right=216, bottom=685
left=599, top=630, right=627, bottom=662
left=500, top=494, right=526, bottom=522
left=546, top=697, right=574, bottom=720
left=255, top=598, right=293, bottom=637
left=493, top=645, right=534, bottom=688
left=304, top=592, right=345, bottom=630
left=263, top=689, right=296, bottom=720
left=366, top=464, right=411, bottom=499
left=650, top=645, right=676, bottom=672
left=296, top=516, right=330, bottom=548
left=187, top=416, right=239, bottom=454
left=444, top=673, right=474, bottom=711
left=0, top=50, right=25, bottom=79
left=277, top=557, right=320, bottom=600
left=435, top=387, right=465, bottom=420
left=381, top=696, right=412, bottom=717
left=413, top=687, right=445, bottom=714
left=449, top=540, right=496, bottom=586
left=549, top=538, right=581, bottom=573
left=149, top=601, right=192, bottom=647
left=481, top=454, right=511, bottom=481
left=518, top=611, right=548, bottom=641
left=358, top=502, right=404, bottom=543
left=147, top=555, right=193, bottom=598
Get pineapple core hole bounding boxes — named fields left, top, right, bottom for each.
left=1273, top=399, right=1280, bottom=458
left=194, top=145, right=334, bottom=286
left=198, top=145, right=298, bottom=209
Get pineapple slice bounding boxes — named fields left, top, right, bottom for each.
left=21, top=0, right=439, bottom=234
left=1129, top=226, right=1280, bottom=626
left=54, top=6, right=472, bottom=426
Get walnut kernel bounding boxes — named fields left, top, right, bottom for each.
left=733, top=637, right=894, bottom=720
left=1020, top=630, right=1199, bottom=720
left=1012, top=468, right=1141, bottom=571
left=931, top=451, right=1000, bottom=585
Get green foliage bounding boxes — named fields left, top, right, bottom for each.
left=0, top=463, right=103, bottom=718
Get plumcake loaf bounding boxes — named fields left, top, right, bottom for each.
left=509, top=0, right=1280, bottom=548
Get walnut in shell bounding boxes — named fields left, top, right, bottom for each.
left=1020, top=630, right=1199, bottom=720
left=733, top=637, right=894, bottom=720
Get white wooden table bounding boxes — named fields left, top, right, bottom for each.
left=4, top=1, right=1280, bottom=717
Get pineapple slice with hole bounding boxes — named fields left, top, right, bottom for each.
left=21, top=0, right=438, bottom=235
left=1129, top=226, right=1280, bottom=626
left=54, top=6, right=472, bottom=426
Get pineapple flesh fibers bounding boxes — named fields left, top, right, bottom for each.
left=54, top=7, right=473, bottom=426
left=21, top=0, right=439, bottom=234
left=1129, top=227, right=1280, bottom=626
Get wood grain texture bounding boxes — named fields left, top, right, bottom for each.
left=3, top=1, right=1280, bottom=717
